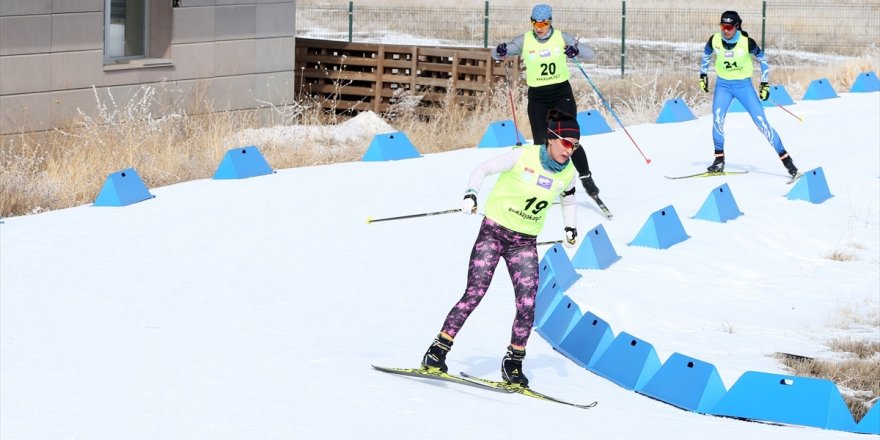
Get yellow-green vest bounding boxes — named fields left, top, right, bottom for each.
left=521, top=31, right=570, bottom=87
left=485, top=144, right=575, bottom=236
left=712, top=33, right=753, bottom=80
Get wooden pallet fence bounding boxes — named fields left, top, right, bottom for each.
left=295, top=38, right=521, bottom=115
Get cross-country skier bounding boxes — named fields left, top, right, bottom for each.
left=420, top=109, right=582, bottom=387
left=700, top=10, right=799, bottom=178
left=491, top=3, right=603, bottom=198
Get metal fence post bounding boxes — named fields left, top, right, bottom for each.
left=621, top=0, right=626, bottom=78
left=484, top=1, right=489, bottom=48
left=348, top=1, right=353, bottom=42
left=761, top=0, right=766, bottom=49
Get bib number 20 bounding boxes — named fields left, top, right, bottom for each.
left=540, top=63, right=557, bottom=76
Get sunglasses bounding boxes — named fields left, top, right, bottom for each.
left=548, top=129, right=581, bottom=151
left=720, top=23, right=736, bottom=32
left=531, top=19, right=551, bottom=29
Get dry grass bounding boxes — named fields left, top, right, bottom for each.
left=1, top=48, right=878, bottom=218
left=776, top=339, right=880, bottom=423
left=825, top=250, right=859, bottom=261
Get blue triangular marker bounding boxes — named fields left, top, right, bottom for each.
left=694, top=183, right=743, bottom=223
left=850, top=71, right=880, bottom=93
left=213, top=146, right=274, bottom=179
left=576, top=109, right=612, bottom=136
left=786, top=167, right=833, bottom=204
left=477, top=119, right=526, bottom=148
left=94, top=167, right=155, bottom=207
left=362, top=132, right=421, bottom=161
left=656, top=98, right=695, bottom=123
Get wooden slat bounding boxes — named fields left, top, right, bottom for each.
left=295, top=38, right=510, bottom=117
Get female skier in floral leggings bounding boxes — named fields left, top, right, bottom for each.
left=420, top=109, right=581, bottom=386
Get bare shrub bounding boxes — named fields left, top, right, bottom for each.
left=825, top=250, right=859, bottom=262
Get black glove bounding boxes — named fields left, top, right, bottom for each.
left=564, top=227, right=578, bottom=248
left=759, top=82, right=770, bottom=101
left=699, top=74, right=709, bottom=93
left=564, top=45, right=579, bottom=59
left=496, top=43, right=508, bottom=58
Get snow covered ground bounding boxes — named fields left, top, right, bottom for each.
left=1, top=92, right=878, bottom=439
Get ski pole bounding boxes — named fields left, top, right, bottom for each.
left=502, top=60, right=524, bottom=146
left=572, top=58, right=652, bottom=165
left=770, top=99, right=803, bottom=123
left=537, top=239, right=563, bottom=246
left=367, top=208, right=460, bottom=224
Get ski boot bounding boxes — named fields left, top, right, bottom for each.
left=707, top=153, right=725, bottom=173
left=501, top=345, right=529, bottom=387
left=580, top=173, right=600, bottom=197
left=780, top=152, right=798, bottom=177
left=421, top=334, right=453, bottom=373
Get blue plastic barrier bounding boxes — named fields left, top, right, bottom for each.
left=576, top=109, right=613, bottom=136
left=855, top=401, right=880, bottom=434
left=533, top=278, right=562, bottom=328
left=571, top=223, right=621, bottom=269
left=94, top=167, right=155, bottom=207
left=638, top=352, right=728, bottom=413
left=710, top=371, right=857, bottom=431
left=850, top=71, right=880, bottom=93
left=534, top=295, right=582, bottom=347
left=477, top=119, right=526, bottom=148
left=213, top=146, right=274, bottom=179
left=694, top=183, right=743, bottom=223
left=786, top=167, right=833, bottom=204
left=656, top=98, right=696, bottom=123
left=538, top=243, right=581, bottom=292
left=589, top=332, right=662, bottom=391
left=362, top=132, right=421, bottom=161
left=803, top=78, right=838, bottom=100
left=629, top=205, right=690, bottom=249
left=556, top=311, right=615, bottom=369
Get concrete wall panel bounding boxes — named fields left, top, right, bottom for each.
left=256, top=2, right=294, bottom=38
left=51, top=12, right=103, bottom=52
left=51, top=50, right=105, bottom=90
left=171, top=42, right=216, bottom=80
left=215, top=5, right=256, bottom=40
left=172, top=7, right=216, bottom=44
left=0, top=15, right=52, bottom=55
left=214, top=39, right=256, bottom=76
left=0, top=54, right=52, bottom=94
left=53, top=0, right=102, bottom=13
left=0, top=0, right=52, bottom=16
left=255, top=37, right=294, bottom=72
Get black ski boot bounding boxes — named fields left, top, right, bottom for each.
left=421, top=334, right=453, bottom=373
left=501, top=345, right=529, bottom=387
left=580, top=173, right=600, bottom=197
left=707, top=153, right=725, bottom=172
left=780, top=153, right=798, bottom=177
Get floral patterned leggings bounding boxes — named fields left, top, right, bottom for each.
left=439, top=217, right=539, bottom=347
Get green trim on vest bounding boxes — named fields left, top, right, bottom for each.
left=522, top=31, right=571, bottom=87
left=485, top=144, right=575, bottom=236
left=712, top=33, right=753, bottom=80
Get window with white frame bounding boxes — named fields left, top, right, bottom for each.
left=104, top=0, right=148, bottom=62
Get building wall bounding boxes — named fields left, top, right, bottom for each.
left=0, top=0, right=296, bottom=134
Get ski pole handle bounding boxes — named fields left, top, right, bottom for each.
left=367, top=208, right=460, bottom=224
